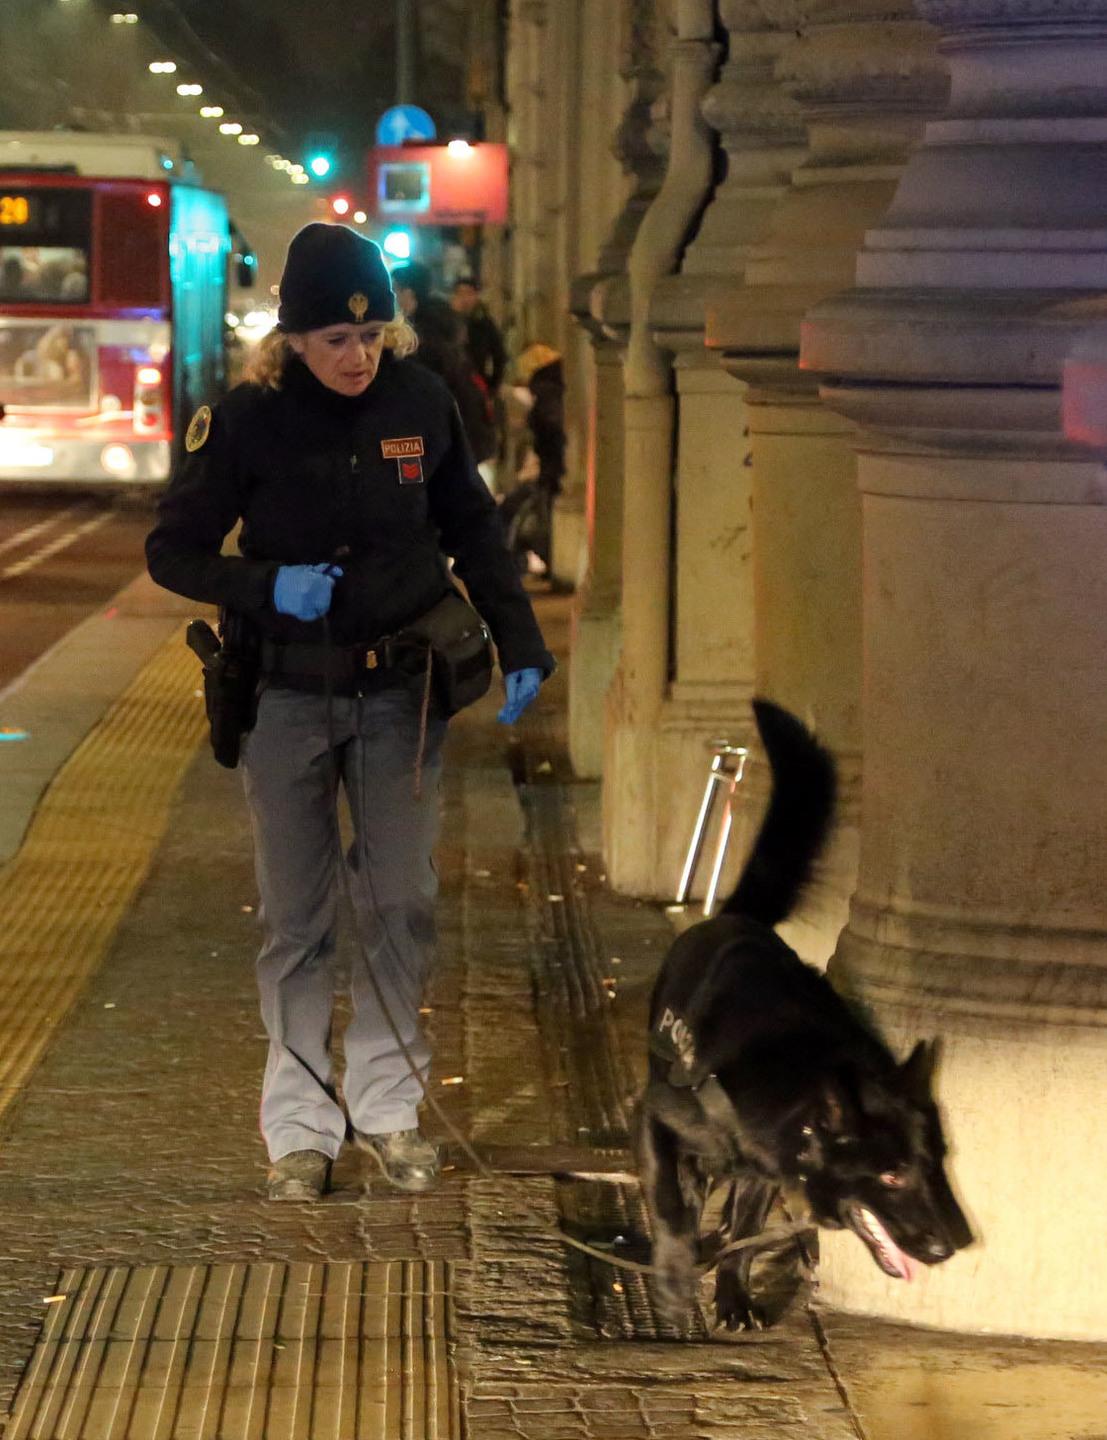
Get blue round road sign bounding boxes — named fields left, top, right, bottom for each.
left=375, top=106, right=437, bottom=146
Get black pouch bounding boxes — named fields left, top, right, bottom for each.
left=389, top=590, right=493, bottom=718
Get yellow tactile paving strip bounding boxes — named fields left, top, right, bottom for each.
left=0, top=627, right=205, bottom=1114
left=6, top=1260, right=457, bottom=1439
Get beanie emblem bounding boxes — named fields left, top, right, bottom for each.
left=348, top=291, right=369, bottom=322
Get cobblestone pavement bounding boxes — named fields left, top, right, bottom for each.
left=0, top=590, right=1103, bottom=1438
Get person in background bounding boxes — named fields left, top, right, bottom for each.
left=1, top=254, right=25, bottom=299
left=499, top=343, right=566, bottom=574
left=60, top=253, right=89, bottom=300
left=391, top=262, right=497, bottom=464
left=146, top=224, right=553, bottom=1204
left=451, top=277, right=506, bottom=395
left=452, top=276, right=508, bottom=490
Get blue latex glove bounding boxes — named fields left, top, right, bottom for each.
left=272, top=563, right=344, bottom=621
left=497, top=667, right=543, bottom=724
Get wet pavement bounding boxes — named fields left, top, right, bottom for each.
left=0, top=581, right=1103, bottom=1437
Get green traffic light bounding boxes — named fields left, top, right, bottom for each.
left=308, top=154, right=333, bottom=179
left=382, top=229, right=412, bottom=260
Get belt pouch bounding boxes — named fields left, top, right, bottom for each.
left=392, top=591, right=493, bottom=717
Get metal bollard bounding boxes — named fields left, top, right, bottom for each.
left=675, top=740, right=749, bottom=918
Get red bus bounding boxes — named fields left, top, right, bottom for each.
left=0, top=132, right=236, bottom=487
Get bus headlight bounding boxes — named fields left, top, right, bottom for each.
left=101, top=443, right=137, bottom=477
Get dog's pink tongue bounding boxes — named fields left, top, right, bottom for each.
left=862, top=1209, right=918, bottom=1282
left=875, top=1215, right=915, bottom=1284
left=885, top=1240, right=918, bottom=1283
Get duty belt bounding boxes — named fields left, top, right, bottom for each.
left=260, top=637, right=409, bottom=694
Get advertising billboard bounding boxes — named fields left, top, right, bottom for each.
left=369, top=144, right=508, bottom=226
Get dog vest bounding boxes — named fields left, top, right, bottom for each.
left=650, top=1007, right=743, bottom=1135
left=650, top=1006, right=709, bottom=1089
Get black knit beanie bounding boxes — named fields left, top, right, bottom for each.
left=277, top=223, right=395, bottom=332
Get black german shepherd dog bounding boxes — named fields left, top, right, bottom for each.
left=637, top=700, right=972, bottom=1330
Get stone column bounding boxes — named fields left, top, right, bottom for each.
left=603, top=0, right=719, bottom=894
left=631, top=1, right=807, bottom=895
left=506, top=0, right=612, bottom=590
left=567, top=339, right=629, bottom=776
left=802, top=0, right=1107, bottom=1339
left=567, top=0, right=667, bottom=778
left=466, top=0, right=510, bottom=315
left=547, top=0, right=591, bottom=588
left=707, top=0, right=946, bottom=960
left=506, top=0, right=558, bottom=348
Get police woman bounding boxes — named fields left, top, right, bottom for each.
left=146, top=225, right=553, bottom=1201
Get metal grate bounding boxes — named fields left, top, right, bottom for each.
left=6, top=1260, right=457, bottom=1439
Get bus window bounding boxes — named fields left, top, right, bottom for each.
left=0, top=247, right=89, bottom=302
left=0, top=322, right=95, bottom=408
left=0, top=189, right=92, bottom=303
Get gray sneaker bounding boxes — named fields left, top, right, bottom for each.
left=355, top=1129, right=440, bottom=1193
left=267, top=1149, right=331, bottom=1202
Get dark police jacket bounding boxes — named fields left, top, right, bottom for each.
left=145, top=352, right=554, bottom=675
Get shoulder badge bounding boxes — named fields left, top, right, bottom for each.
left=348, top=292, right=369, bottom=322
left=185, top=404, right=213, bottom=454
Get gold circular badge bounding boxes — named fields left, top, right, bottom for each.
left=348, top=292, right=369, bottom=322
left=185, top=405, right=213, bottom=453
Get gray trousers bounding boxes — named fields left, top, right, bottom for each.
left=241, top=682, right=446, bottom=1162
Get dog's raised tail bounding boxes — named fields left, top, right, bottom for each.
left=720, top=699, right=837, bottom=928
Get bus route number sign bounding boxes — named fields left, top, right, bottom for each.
left=0, top=195, right=31, bottom=227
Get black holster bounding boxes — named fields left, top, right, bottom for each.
left=186, top=610, right=260, bottom=769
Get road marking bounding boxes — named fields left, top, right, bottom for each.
left=0, top=502, right=88, bottom=560
left=1, top=507, right=113, bottom=580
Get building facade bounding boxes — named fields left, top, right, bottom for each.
left=500, top=0, right=1107, bottom=1343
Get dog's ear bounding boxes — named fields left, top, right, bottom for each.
left=899, top=1038, right=940, bottom=1105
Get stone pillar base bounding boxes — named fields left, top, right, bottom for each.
left=821, top=922, right=1107, bottom=1339
left=603, top=683, right=661, bottom=897
left=551, top=497, right=587, bottom=590
left=604, top=683, right=753, bottom=900
left=568, top=583, right=621, bottom=780
left=797, top=433, right=1107, bottom=1339
left=722, top=742, right=859, bottom=968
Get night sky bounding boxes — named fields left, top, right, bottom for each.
left=135, top=0, right=470, bottom=156
left=0, top=0, right=474, bottom=286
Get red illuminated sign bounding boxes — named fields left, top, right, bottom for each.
left=369, top=144, right=508, bottom=226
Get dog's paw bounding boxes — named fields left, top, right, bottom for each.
left=714, top=1269, right=768, bottom=1333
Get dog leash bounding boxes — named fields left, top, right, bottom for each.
left=319, top=618, right=811, bottom=1280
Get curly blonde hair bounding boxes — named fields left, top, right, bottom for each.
left=245, top=316, right=419, bottom=389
